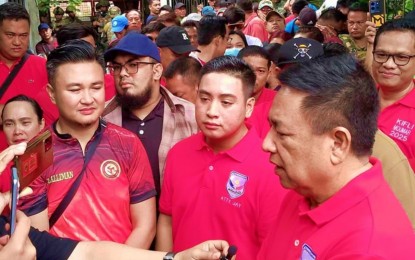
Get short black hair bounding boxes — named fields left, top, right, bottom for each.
left=198, top=16, right=228, bottom=46
left=182, top=19, right=199, bottom=29
left=56, top=23, right=98, bottom=45
left=319, top=7, right=347, bottom=23
left=47, top=40, right=105, bottom=86
left=164, top=56, right=202, bottom=86
left=0, top=2, right=30, bottom=25
left=374, top=18, right=415, bottom=50
left=2, top=95, right=43, bottom=123
left=141, top=21, right=166, bottom=34
left=201, top=56, right=256, bottom=99
left=264, top=43, right=282, bottom=64
left=279, top=54, right=379, bottom=156
left=223, top=6, right=245, bottom=23
left=292, top=0, right=309, bottom=15
left=296, top=26, right=324, bottom=43
left=229, top=30, right=248, bottom=47
left=237, top=46, right=272, bottom=68
left=323, top=42, right=349, bottom=57
left=348, top=2, right=369, bottom=13
left=236, top=0, right=253, bottom=12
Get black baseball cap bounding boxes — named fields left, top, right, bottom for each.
left=156, top=26, right=199, bottom=54
left=175, top=2, right=186, bottom=9
left=277, top=37, right=324, bottom=66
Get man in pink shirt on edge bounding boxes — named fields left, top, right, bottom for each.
left=372, top=19, right=415, bottom=172
left=156, top=56, right=286, bottom=260
left=238, top=46, right=276, bottom=139
left=259, top=54, right=415, bottom=259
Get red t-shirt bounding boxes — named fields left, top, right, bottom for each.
left=159, top=127, right=287, bottom=260
left=378, top=83, right=415, bottom=171
left=243, top=16, right=268, bottom=43
left=246, top=87, right=276, bottom=139
left=257, top=158, right=415, bottom=259
left=19, top=121, right=156, bottom=243
left=0, top=55, right=49, bottom=150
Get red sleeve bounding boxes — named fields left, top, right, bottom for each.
left=158, top=148, right=175, bottom=216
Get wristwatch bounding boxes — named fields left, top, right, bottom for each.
left=163, top=252, right=176, bottom=260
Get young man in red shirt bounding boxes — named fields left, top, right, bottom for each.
left=19, top=40, right=157, bottom=249
left=156, top=56, right=286, bottom=260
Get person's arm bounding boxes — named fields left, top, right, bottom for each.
left=124, top=197, right=156, bottom=249
left=364, top=20, right=376, bottom=75
left=156, top=213, right=173, bottom=251
left=27, top=209, right=49, bottom=232
left=69, top=240, right=230, bottom=260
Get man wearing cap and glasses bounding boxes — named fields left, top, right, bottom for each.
left=35, top=23, right=58, bottom=57
left=372, top=19, right=415, bottom=173
left=103, top=32, right=197, bottom=199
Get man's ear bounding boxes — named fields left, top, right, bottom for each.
left=46, top=84, right=56, bottom=105
left=153, top=63, right=163, bottom=80
left=245, top=97, right=256, bottom=119
left=330, top=126, right=352, bottom=165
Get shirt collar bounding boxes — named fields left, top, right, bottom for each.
left=195, top=124, right=258, bottom=162
left=298, top=157, right=383, bottom=226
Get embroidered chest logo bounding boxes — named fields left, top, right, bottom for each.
left=293, top=43, right=312, bottom=59
left=100, top=160, right=121, bottom=179
left=226, top=171, right=248, bottom=199
left=301, top=244, right=316, bottom=260
left=389, top=118, right=414, bottom=142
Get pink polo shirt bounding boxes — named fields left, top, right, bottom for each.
left=159, top=126, right=286, bottom=260
left=246, top=87, right=276, bottom=139
left=378, top=83, right=415, bottom=171
left=257, top=158, right=415, bottom=259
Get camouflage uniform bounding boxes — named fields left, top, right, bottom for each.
left=66, top=6, right=83, bottom=24
left=101, top=6, right=121, bottom=44
left=92, top=0, right=111, bottom=35
left=339, top=34, right=367, bottom=61
left=52, top=7, right=69, bottom=34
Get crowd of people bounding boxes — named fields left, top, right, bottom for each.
left=1, top=0, right=415, bottom=259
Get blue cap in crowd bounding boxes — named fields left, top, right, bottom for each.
left=104, top=32, right=161, bottom=62
left=111, top=15, right=129, bottom=33
left=38, top=23, right=50, bottom=31
left=202, top=6, right=216, bottom=16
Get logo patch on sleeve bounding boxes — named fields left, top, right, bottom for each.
left=301, top=244, right=316, bottom=260
left=226, top=171, right=248, bottom=199
left=100, top=160, right=121, bottom=179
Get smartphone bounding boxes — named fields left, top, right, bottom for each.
left=9, top=166, right=19, bottom=235
left=14, top=130, right=53, bottom=191
left=369, top=0, right=386, bottom=28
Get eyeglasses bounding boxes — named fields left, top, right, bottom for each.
left=108, top=61, right=155, bottom=75
left=372, top=51, right=415, bottom=66
left=128, top=17, right=141, bottom=22
left=227, top=22, right=244, bottom=31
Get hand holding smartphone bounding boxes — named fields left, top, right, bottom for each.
left=9, top=130, right=53, bottom=235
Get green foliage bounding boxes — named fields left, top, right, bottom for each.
left=37, top=0, right=83, bottom=13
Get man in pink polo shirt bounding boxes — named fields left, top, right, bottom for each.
left=372, top=19, right=415, bottom=172
left=259, top=54, right=415, bottom=259
left=237, top=46, right=276, bottom=139
left=156, top=56, right=286, bottom=260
